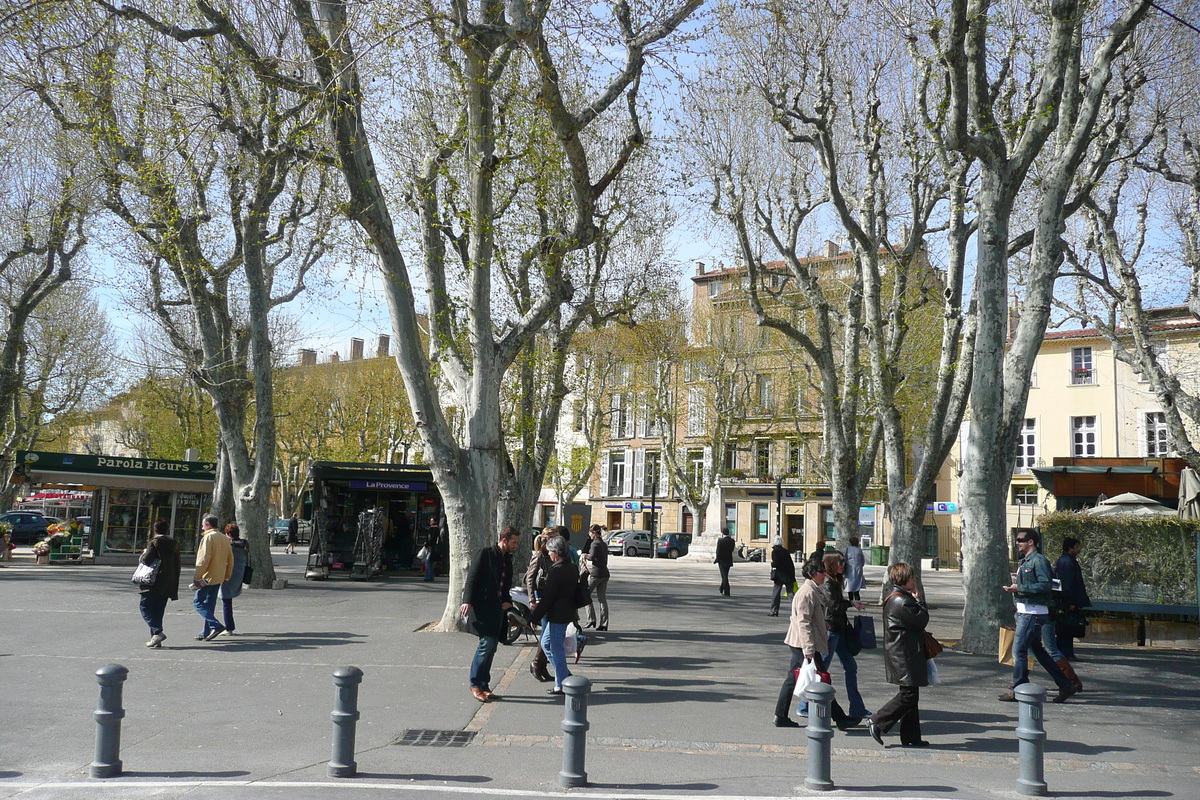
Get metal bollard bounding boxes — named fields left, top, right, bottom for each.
left=802, top=681, right=835, bottom=792
left=329, top=666, right=364, bottom=778
left=559, top=674, right=590, bottom=788
left=1015, top=683, right=1048, bottom=796
left=91, top=664, right=128, bottom=778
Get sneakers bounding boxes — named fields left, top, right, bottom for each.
left=203, top=626, right=226, bottom=641
left=145, top=633, right=166, bottom=648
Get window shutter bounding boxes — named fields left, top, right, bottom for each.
left=633, top=448, right=646, bottom=497
left=599, top=451, right=610, bottom=497
left=658, top=453, right=670, bottom=496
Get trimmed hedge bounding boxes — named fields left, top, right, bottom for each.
left=1038, top=512, right=1198, bottom=607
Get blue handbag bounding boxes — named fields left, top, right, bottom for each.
left=854, top=615, right=877, bottom=649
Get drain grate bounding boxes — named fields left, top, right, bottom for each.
left=391, top=729, right=476, bottom=747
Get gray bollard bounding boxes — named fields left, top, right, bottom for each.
left=329, top=666, right=364, bottom=778
left=1015, top=683, right=1048, bottom=796
left=91, top=664, right=128, bottom=778
left=802, top=681, right=835, bottom=792
left=559, top=674, right=590, bottom=788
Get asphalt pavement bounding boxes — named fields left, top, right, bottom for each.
left=1, top=549, right=1196, bottom=800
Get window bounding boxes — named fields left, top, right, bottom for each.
left=1012, top=485, right=1038, bottom=505
left=753, top=503, right=769, bottom=540
left=1013, top=418, right=1037, bottom=473
left=644, top=451, right=661, bottom=495
left=572, top=400, right=585, bottom=433
left=687, top=388, right=705, bottom=435
left=708, top=281, right=721, bottom=298
left=1071, top=346, right=1094, bottom=385
left=787, top=440, right=803, bottom=476
left=754, top=440, right=771, bottom=477
left=1071, top=415, right=1098, bottom=457
left=724, top=443, right=738, bottom=473
left=724, top=502, right=737, bottom=538
left=822, top=506, right=836, bottom=541
left=687, top=449, right=706, bottom=487
left=756, top=373, right=774, bottom=413
left=607, top=450, right=626, bottom=496
left=1145, top=411, right=1169, bottom=457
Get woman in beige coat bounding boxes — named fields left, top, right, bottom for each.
left=773, top=555, right=856, bottom=729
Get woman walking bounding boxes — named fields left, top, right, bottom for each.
left=773, top=555, right=855, bottom=729
left=868, top=562, right=930, bottom=747
left=139, top=519, right=182, bottom=647
left=529, top=536, right=577, bottom=695
left=821, top=551, right=871, bottom=719
left=218, top=523, right=248, bottom=636
left=844, top=536, right=866, bottom=601
left=769, top=536, right=796, bottom=616
left=526, top=533, right=554, bottom=682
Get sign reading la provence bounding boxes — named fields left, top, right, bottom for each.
left=19, top=451, right=217, bottom=480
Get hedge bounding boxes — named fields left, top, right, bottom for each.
left=1037, top=512, right=1198, bottom=607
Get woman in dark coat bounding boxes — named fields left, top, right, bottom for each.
left=1054, top=537, right=1090, bottom=659
left=140, top=519, right=182, bottom=648
left=529, top=536, right=577, bottom=695
left=868, top=561, right=930, bottom=747
left=769, top=536, right=796, bottom=616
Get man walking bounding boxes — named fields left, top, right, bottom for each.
left=1000, top=529, right=1076, bottom=703
left=192, top=514, right=233, bottom=641
left=715, top=527, right=735, bottom=596
left=460, top=525, right=520, bottom=702
left=581, top=524, right=610, bottom=630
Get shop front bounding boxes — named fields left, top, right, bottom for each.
left=306, top=462, right=444, bottom=580
left=12, top=451, right=215, bottom=558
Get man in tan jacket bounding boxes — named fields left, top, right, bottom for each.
left=192, top=515, right=233, bottom=640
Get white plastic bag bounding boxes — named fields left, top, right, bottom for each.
left=927, top=657, right=940, bottom=685
left=563, top=623, right=578, bottom=655
left=793, top=659, right=820, bottom=698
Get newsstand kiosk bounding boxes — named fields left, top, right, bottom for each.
left=304, top=462, right=444, bottom=581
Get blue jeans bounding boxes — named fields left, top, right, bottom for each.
left=423, top=557, right=435, bottom=581
left=797, top=634, right=868, bottom=718
left=1012, top=612, right=1070, bottom=690
left=470, top=635, right=499, bottom=690
left=1040, top=618, right=1064, bottom=661
left=193, top=584, right=222, bottom=636
left=541, top=622, right=571, bottom=689
left=140, top=594, right=168, bottom=635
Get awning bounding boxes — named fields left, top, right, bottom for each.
left=1031, top=465, right=1157, bottom=492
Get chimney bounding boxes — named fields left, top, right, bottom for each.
left=824, top=240, right=839, bottom=258
left=350, top=337, right=364, bottom=360
left=299, top=348, right=317, bottom=367
left=696, top=261, right=706, bottom=275
left=1008, top=294, right=1020, bottom=338
left=329, top=351, right=340, bottom=364
left=376, top=334, right=390, bottom=358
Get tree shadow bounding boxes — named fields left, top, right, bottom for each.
left=0, top=771, right=21, bottom=779
left=121, top=770, right=251, bottom=778
left=933, top=738, right=1135, bottom=756
left=357, top=773, right=491, bottom=783
left=1053, top=792, right=1172, bottom=798
left=836, top=785, right=959, bottom=794
left=585, top=781, right=719, bottom=791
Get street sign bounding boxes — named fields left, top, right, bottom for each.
left=623, top=501, right=642, bottom=512
left=932, top=502, right=959, bottom=514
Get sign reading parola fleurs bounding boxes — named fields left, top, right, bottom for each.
left=18, top=451, right=217, bottom=480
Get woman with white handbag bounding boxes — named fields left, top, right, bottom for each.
left=137, top=519, right=182, bottom=648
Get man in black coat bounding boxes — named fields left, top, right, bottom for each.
left=714, top=527, right=735, bottom=596
left=460, top=525, right=521, bottom=702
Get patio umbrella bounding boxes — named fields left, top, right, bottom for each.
left=1081, top=492, right=1175, bottom=517
left=1178, top=467, right=1200, bottom=520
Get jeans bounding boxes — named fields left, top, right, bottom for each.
left=584, top=575, right=609, bottom=627
left=221, top=597, right=236, bottom=632
left=541, top=621, right=572, bottom=689
left=1012, top=612, right=1070, bottom=690
left=775, top=647, right=848, bottom=722
left=140, top=594, right=168, bottom=635
left=193, top=584, right=222, bottom=636
left=423, top=556, right=435, bottom=581
left=872, top=686, right=921, bottom=744
left=470, top=635, right=499, bottom=690
left=1040, top=618, right=1064, bottom=661
left=829, top=631, right=870, bottom=717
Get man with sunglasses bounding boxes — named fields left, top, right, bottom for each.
left=999, top=529, right=1076, bottom=703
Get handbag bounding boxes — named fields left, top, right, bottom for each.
left=416, top=546, right=430, bottom=561
left=573, top=573, right=592, bottom=608
left=792, top=659, right=833, bottom=698
left=242, top=562, right=253, bottom=585
left=770, top=566, right=778, bottom=582
left=998, top=625, right=1036, bottom=668
left=853, top=615, right=877, bottom=649
left=131, top=559, right=161, bottom=586
left=843, top=624, right=862, bottom=656
left=923, top=630, right=943, bottom=659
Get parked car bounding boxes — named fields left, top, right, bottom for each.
left=42, top=516, right=65, bottom=527
left=272, top=518, right=312, bottom=545
left=1, top=511, right=50, bottom=545
left=655, top=532, right=692, bottom=559
left=608, top=529, right=654, bottom=557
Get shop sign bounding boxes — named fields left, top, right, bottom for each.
left=623, top=501, right=642, bottom=511
left=19, top=451, right=215, bottom=480
left=349, top=480, right=427, bottom=491
left=927, top=502, right=959, bottom=514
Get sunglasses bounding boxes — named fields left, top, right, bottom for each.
left=1016, top=537, right=1031, bottom=543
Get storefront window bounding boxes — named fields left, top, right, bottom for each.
left=173, top=493, right=205, bottom=553
left=104, top=489, right=142, bottom=552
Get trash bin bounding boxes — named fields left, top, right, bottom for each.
left=870, top=545, right=890, bottom=566
left=878, top=545, right=890, bottom=565
left=868, top=546, right=881, bottom=565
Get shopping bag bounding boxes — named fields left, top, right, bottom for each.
left=563, top=623, right=579, bottom=655
left=416, top=546, right=430, bottom=561
left=927, top=657, right=940, bottom=685
left=792, top=659, right=832, bottom=698
left=854, top=615, right=877, bottom=649
left=998, top=625, right=1035, bottom=668
left=131, top=559, right=161, bottom=586
left=573, top=573, right=592, bottom=608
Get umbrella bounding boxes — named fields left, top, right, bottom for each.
left=1081, top=492, right=1175, bottom=517
left=1179, top=467, right=1200, bottom=520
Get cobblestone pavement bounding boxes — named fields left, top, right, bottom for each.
left=1, top=549, right=1196, bottom=800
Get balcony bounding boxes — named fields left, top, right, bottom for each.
left=1070, top=367, right=1094, bottom=386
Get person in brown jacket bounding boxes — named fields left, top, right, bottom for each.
left=192, top=514, right=233, bottom=641
left=868, top=562, right=930, bottom=747
left=773, top=555, right=856, bottom=729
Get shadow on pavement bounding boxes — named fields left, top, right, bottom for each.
left=838, top=786, right=959, bottom=794
left=1052, top=792, right=1172, bottom=798
left=202, top=631, right=366, bottom=652
left=358, top=773, right=491, bottom=783
left=0, top=771, right=21, bottom=779
left=586, top=782, right=719, bottom=791
left=121, top=770, right=250, bottom=778
left=933, top=738, right=1134, bottom=756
